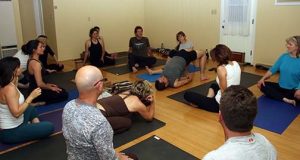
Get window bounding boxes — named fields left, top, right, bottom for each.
left=275, top=0, right=300, bottom=5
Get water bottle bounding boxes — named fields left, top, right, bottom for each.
left=161, top=43, right=164, bottom=49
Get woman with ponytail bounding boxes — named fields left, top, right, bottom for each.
left=23, top=40, right=68, bottom=104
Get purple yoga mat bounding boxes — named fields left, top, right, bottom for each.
left=0, top=109, right=63, bottom=153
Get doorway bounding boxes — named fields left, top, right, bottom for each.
left=219, top=0, right=257, bottom=64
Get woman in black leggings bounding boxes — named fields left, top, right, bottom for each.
left=23, top=40, right=68, bottom=104
left=183, top=44, right=241, bottom=112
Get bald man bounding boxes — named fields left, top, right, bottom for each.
left=62, top=66, right=132, bottom=160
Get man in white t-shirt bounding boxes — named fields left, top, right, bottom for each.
left=203, top=85, right=277, bottom=160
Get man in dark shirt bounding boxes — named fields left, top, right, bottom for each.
left=37, top=35, right=64, bottom=73
left=128, top=26, right=156, bottom=73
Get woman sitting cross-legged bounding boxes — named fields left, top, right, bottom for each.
left=97, top=80, right=155, bottom=134
left=257, top=36, right=300, bottom=106
left=0, top=57, right=54, bottom=144
left=184, top=44, right=241, bottom=112
left=23, top=40, right=68, bottom=104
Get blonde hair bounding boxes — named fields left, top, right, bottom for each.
left=286, top=36, right=300, bottom=57
left=130, top=80, right=153, bottom=99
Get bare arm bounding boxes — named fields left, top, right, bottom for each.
left=147, top=47, right=152, bottom=56
left=99, top=38, right=105, bottom=61
left=132, top=96, right=155, bottom=121
left=83, top=40, right=90, bottom=64
left=257, top=71, right=272, bottom=89
left=217, top=66, right=227, bottom=93
left=173, top=73, right=193, bottom=88
left=5, top=85, right=41, bottom=117
left=128, top=47, right=133, bottom=53
left=30, top=61, right=61, bottom=92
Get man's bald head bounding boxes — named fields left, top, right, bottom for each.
left=75, top=66, right=103, bottom=92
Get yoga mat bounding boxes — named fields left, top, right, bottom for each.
left=115, top=56, right=128, bottom=65
left=0, top=114, right=165, bottom=155
left=0, top=134, right=67, bottom=160
left=113, top=115, right=166, bottom=148
left=122, top=135, right=198, bottom=160
left=45, top=70, right=77, bottom=91
left=104, top=59, right=166, bottom=75
left=35, top=89, right=78, bottom=114
left=254, top=96, right=300, bottom=134
left=0, top=109, right=63, bottom=153
left=168, top=72, right=262, bottom=104
left=137, top=73, right=161, bottom=82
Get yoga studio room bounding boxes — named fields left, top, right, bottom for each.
left=0, top=0, right=300, bottom=159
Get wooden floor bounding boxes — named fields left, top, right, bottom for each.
left=61, top=56, right=300, bottom=160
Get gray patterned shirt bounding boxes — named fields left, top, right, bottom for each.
left=62, top=99, right=118, bottom=160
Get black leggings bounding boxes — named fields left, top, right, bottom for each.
left=31, top=88, right=68, bottom=104
left=183, top=83, right=220, bottom=113
left=90, top=52, right=116, bottom=67
left=128, top=54, right=156, bottom=69
left=261, top=82, right=296, bottom=102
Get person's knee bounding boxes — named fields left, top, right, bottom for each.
left=41, top=122, right=54, bottom=133
left=295, top=90, right=300, bottom=100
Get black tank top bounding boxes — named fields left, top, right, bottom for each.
left=27, top=59, right=46, bottom=91
left=88, top=40, right=102, bottom=65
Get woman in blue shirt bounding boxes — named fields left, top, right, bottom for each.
left=257, top=36, right=300, bottom=106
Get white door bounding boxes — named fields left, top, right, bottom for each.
left=33, top=0, right=44, bottom=36
left=219, top=0, right=257, bottom=64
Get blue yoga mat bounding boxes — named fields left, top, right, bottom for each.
left=137, top=64, right=200, bottom=82
left=137, top=73, right=161, bottom=82
left=254, top=96, right=300, bottom=134
left=35, top=89, right=78, bottom=114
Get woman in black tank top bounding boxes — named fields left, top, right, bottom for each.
left=23, top=40, right=68, bottom=104
left=84, top=27, right=115, bottom=67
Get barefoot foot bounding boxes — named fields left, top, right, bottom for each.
left=283, top=98, right=296, bottom=106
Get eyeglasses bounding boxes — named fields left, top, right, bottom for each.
left=93, top=78, right=107, bottom=87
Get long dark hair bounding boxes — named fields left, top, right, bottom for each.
left=210, top=44, right=232, bottom=66
left=21, top=40, right=40, bottom=56
left=0, top=57, right=20, bottom=87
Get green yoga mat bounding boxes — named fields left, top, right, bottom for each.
left=104, top=59, right=166, bottom=75
left=122, top=135, right=199, bottom=160
left=168, top=72, right=262, bottom=104
left=0, top=117, right=165, bottom=160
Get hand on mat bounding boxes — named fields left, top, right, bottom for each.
left=47, top=83, right=62, bottom=93
left=257, top=79, right=265, bottom=89
left=28, top=87, right=42, bottom=100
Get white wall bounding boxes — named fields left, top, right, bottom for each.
left=53, top=0, right=144, bottom=60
